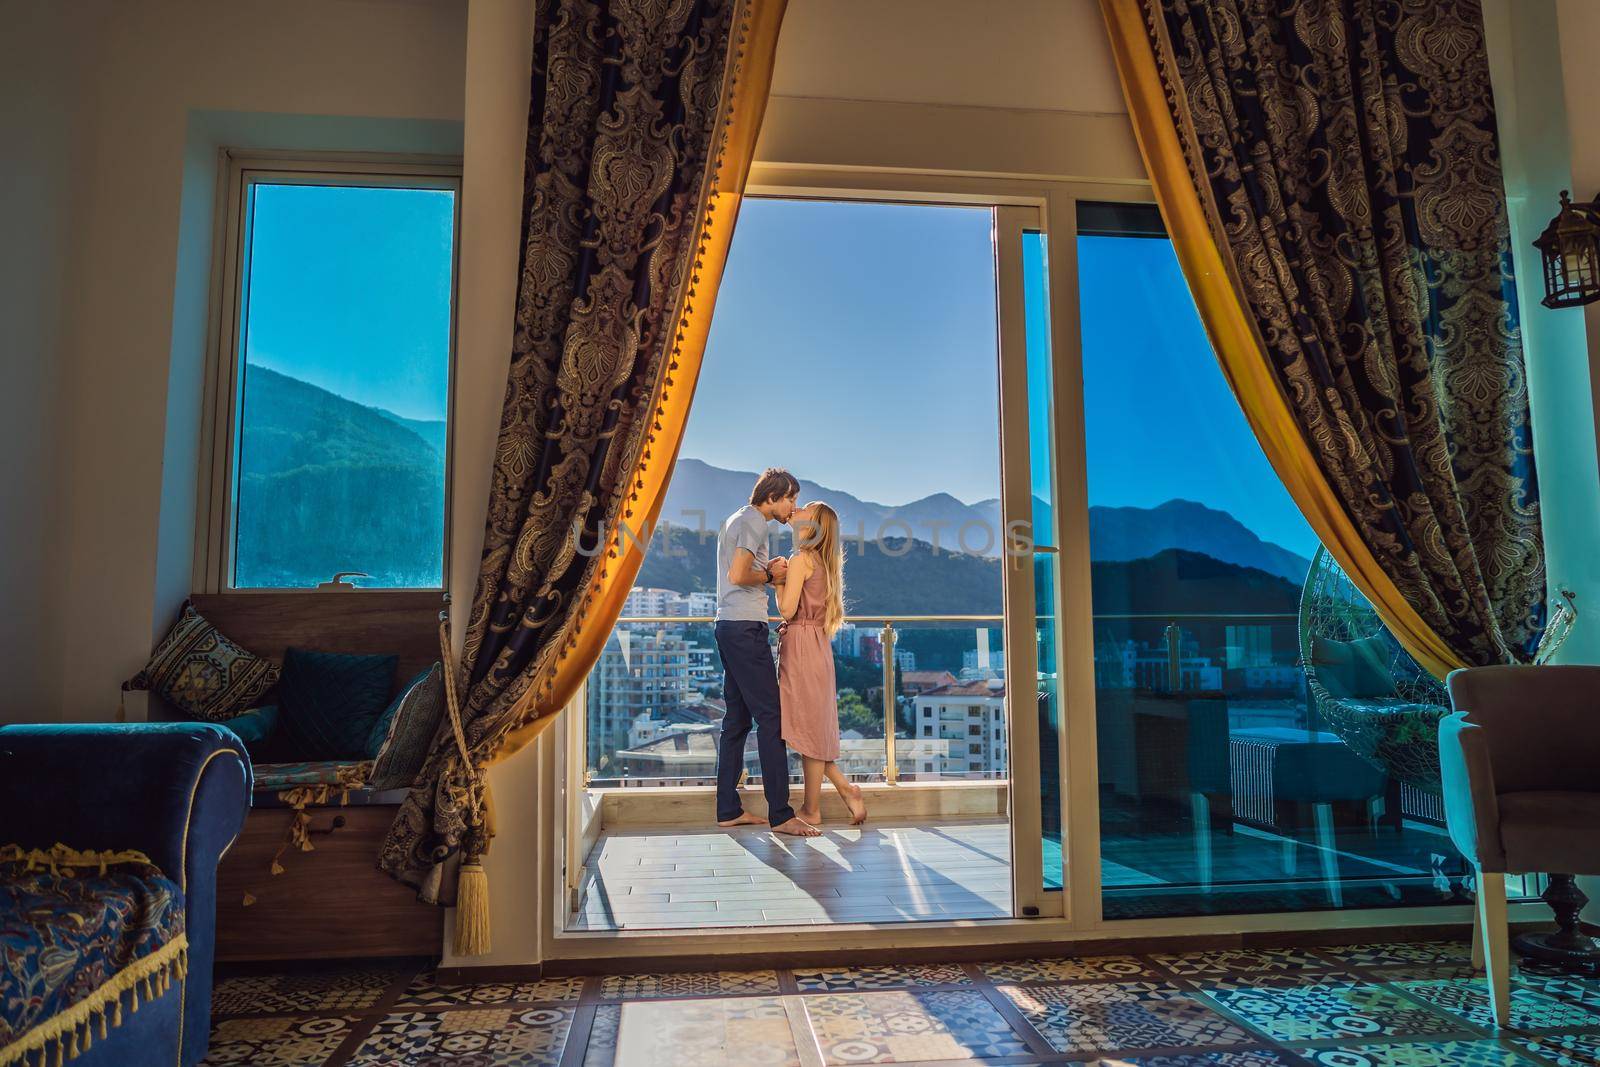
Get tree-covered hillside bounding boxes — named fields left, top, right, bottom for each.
left=635, top=526, right=1301, bottom=619
left=234, top=366, right=445, bottom=587
left=637, top=523, right=1005, bottom=616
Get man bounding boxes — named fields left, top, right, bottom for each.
left=713, top=467, right=819, bottom=837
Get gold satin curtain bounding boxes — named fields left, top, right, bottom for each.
left=1099, top=0, right=1547, bottom=678
left=379, top=0, right=788, bottom=928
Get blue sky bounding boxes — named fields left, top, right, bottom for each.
left=243, top=183, right=454, bottom=422
left=244, top=189, right=1315, bottom=558
left=686, top=199, right=1004, bottom=505
left=689, top=198, right=1318, bottom=557
left=1077, top=235, right=1317, bottom=557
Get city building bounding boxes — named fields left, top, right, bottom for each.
left=1093, top=636, right=1223, bottom=693
left=623, top=586, right=688, bottom=617
left=685, top=642, right=720, bottom=690
left=585, top=626, right=700, bottom=773
left=901, top=670, right=958, bottom=696
left=626, top=702, right=721, bottom=749
left=911, top=679, right=1008, bottom=778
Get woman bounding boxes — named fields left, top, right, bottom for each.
left=776, top=501, right=867, bottom=827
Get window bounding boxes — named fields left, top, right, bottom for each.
left=200, top=156, right=461, bottom=591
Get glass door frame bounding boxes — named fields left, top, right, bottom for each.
left=995, top=203, right=1059, bottom=921
left=533, top=170, right=1506, bottom=967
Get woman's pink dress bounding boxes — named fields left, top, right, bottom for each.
left=779, top=561, right=839, bottom=761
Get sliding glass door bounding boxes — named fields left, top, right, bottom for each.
left=1073, top=201, right=1472, bottom=919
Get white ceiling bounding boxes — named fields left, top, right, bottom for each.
left=769, top=0, right=1126, bottom=114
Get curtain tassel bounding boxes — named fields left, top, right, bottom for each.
left=454, top=858, right=491, bottom=956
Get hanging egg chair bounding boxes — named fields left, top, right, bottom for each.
left=1297, top=547, right=1450, bottom=794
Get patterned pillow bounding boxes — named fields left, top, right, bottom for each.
left=126, top=602, right=280, bottom=721
left=278, top=647, right=398, bottom=761
left=366, top=663, right=447, bottom=791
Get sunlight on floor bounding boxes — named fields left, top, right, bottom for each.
left=571, top=819, right=1014, bottom=929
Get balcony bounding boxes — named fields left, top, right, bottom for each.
left=570, top=609, right=1474, bottom=931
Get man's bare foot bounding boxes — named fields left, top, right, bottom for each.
left=796, top=805, right=822, bottom=827
left=771, top=816, right=821, bottom=837
left=717, top=812, right=768, bottom=828
left=843, top=784, right=868, bottom=826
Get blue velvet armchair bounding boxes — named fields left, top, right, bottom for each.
left=0, top=723, right=251, bottom=1067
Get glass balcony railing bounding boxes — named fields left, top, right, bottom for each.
left=582, top=609, right=1330, bottom=792
left=582, top=614, right=1005, bottom=788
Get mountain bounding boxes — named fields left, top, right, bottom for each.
left=378, top=411, right=447, bottom=455
left=1090, top=548, right=1300, bottom=616
left=660, top=458, right=1311, bottom=582
left=637, top=524, right=1300, bottom=621
left=1089, top=500, right=1310, bottom=585
left=661, top=458, right=999, bottom=554
left=235, top=367, right=444, bottom=587
left=638, top=523, right=1004, bottom=616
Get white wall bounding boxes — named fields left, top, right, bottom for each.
left=770, top=0, right=1123, bottom=115
left=0, top=6, right=101, bottom=720
left=0, top=0, right=468, bottom=720
left=1484, top=0, right=1600, bottom=666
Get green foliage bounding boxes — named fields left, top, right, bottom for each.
left=234, top=367, right=445, bottom=587
left=833, top=655, right=880, bottom=701
left=638, top=523, right=1002, bottom=615
left=837, top=689, right=882, bottom=737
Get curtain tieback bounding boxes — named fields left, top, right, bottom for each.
left=438, top=609, right=491, bottom=956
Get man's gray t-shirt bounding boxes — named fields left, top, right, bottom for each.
left=716, top=505, right=771, bottom=622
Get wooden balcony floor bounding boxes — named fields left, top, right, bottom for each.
left=570, top=818, right=1014, bottom=930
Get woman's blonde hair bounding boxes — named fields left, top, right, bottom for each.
left=797, top=501, right=845, bottom=636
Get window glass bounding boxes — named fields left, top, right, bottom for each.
left=1079, top=202, right=1471, bottom=918
left=231, top=181, right=456, bottom=589
left=583, top=198, right=1006, bottom=788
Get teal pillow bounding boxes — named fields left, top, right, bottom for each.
left=278, top=647, right=398, bottom=761
left=220, top=705, right=279, bottom=745
left=366, top=663, right=447, bottom=791
left=1312, top=635, right=1399, bottom=699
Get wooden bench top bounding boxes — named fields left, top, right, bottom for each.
left=189, top=591, right=445, bottom=691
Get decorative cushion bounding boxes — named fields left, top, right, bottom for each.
left=126, top=601, right=280, bottom=721
left=253, top=760, right=373, bottom=792
left=1311, top=635, right=1399, bottom=700
left=277, top=648, right=397, bottom=761
left=0, top=846, right=187, bottom=1066
left=218, top=705, right=279, bottom=747
left=366, top=663, right=446, bottom=791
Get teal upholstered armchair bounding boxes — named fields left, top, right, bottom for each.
left=1441, top=665, right=1600, bottom=1028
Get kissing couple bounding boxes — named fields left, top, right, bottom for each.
left=711, top=467, right=869, bottom=836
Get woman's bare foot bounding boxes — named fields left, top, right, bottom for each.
left=843, top=784, right=868, bottom=826
left=796, top=805, right=822, bottom=827
left=771, top=816, right=821, bottom=837
left=717, top=811, right=768, bottom=828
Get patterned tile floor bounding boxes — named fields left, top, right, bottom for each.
left=201, top=939, right=1600, bottom=1066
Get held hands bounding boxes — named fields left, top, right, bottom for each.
left=768, top=556, right=789, bottom=584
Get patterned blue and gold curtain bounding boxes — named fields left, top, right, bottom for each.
left=1101, top=0, right=1546, bottom=676
left=379, top=0, right=787, bottom=952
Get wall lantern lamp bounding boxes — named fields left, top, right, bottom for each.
left=1534, top=190, right=1600, bottom=309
